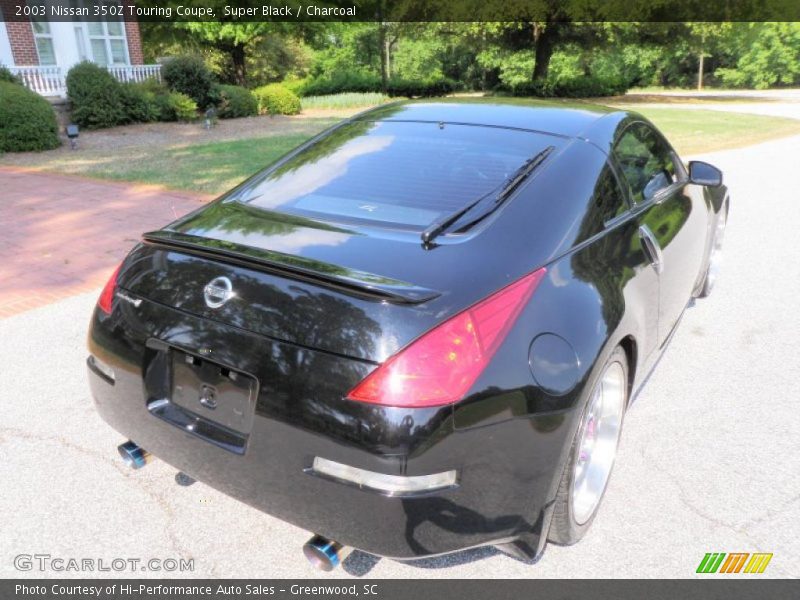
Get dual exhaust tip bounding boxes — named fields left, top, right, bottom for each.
left=117, top=440, right=151, bottom=470
left=116, top=441, right=349, bottom=571
left=302, top=535, right=352, bottom=572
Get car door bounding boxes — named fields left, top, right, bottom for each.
left=612, top=122, right=707, bottom=346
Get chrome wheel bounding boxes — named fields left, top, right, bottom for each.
left=571, top=361, right=626, bottom=525
left=704, top=211, right=727, bottom=294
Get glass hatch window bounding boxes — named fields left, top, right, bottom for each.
left=235, top=121, right=561, bottom=229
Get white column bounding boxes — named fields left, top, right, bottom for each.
left=49, top=21, right=81, bottom=72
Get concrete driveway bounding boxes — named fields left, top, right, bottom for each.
left=621, top=88, right=800, bottom=120
left=1, top=133, right=798, bottom=579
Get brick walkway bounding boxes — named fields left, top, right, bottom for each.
left=0, top=167, right=211, bottom=319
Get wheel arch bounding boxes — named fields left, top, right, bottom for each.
left=618, top=334, right=637, bottom=405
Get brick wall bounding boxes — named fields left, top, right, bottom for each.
left=0, top=0, right=38, bottom=65
left=124, top=20, right=144, bottom=65
left=123, top=0, right=144, bottom=64
left=1, top=0, right=144, bottom=67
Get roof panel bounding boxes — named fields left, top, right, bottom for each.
left=354, top=98, right=621, bottom=138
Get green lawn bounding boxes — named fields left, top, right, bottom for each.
left=626, top=107, right=800, bottom=155
left=301, top=92, right=393, bottom=110
left=80, top=134, right=315, bottom=194
left=5, top=107, right=800, bottom=195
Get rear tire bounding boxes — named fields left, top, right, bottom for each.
left=548, top=346, right=628, bottom=545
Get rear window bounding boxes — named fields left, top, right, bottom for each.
left=233, top=120, right=561, bottom=229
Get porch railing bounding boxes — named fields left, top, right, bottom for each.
left=8, top=64, right=162, bottom=97
left=8, top=65, right=66, bottom=96
left=105, top=64, right=162, bottom=84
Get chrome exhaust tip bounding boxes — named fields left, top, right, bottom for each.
left=302, top=535, right=351, bottom=571
left=117, top=441, right=150, bottom=469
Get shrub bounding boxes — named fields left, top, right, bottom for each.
left=0, top=81, right=60, bottom=152
left=385, top=77, right=458, bottom=97
left=216, top=84, right=258, bottom=118
left=298, top=72, right=457, bottom=98
left=253, top=84, right=301, bottom=115
left=161, top=55, right=216, bottom=109
left=0, top=66, right=20, bottom=84
left=153, top=91, right=198, bottom=122
left=281, top=75, right=312, bottom=96
left=714, top=68, right=749, bottom=89
left=300, top=72, right=382, bottom=96
left=502, top=75, right=629, bottom=98
left=66, top=61, right=125, bottom=129
left=119, top=82, right=159, bottom=123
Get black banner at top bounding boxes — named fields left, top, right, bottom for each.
left=3, top=0, right=800, bottom=23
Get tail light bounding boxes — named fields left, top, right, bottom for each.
left=347, top=268, right=547, bottom=408
left=97, top=263, right=122, bottom=314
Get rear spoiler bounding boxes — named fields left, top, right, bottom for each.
left=142, top=230, right=441, bottom=305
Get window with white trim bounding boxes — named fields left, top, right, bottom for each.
left=87, top=16, right=128, bottom=66
left=32, top=19, right=56, bottom=65
left=67, top=0, right=129, bottom=66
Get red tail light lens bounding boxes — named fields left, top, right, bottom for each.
left=347, top=268, right=547, bottom=408
left=97, top=263, right=122, bottom=315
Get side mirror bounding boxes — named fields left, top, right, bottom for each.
left=688, top=161, right=723, bottom=187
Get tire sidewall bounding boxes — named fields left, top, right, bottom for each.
left=698, top=201, right=729, bottom=298
left=550, top=345, right=629, bottom=544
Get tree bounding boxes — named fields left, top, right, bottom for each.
left=714, top=23, right=800, bottom=89
left=178, top=22, right=288, bottom=85
left=686, top=23, right=731, bottom=90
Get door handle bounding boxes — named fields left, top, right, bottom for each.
left=639, top=225, right=664, bottom=274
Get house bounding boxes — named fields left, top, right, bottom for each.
left=0, top=0, right=160, bottom=97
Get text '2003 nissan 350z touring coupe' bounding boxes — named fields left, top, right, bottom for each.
left=87, top=99, right=728, bottom=570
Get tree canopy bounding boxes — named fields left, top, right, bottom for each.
left=141, top=21, right=800, bottom=93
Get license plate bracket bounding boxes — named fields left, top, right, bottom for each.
left=170, top=352, right=257, bottom=435
left=145, top=344, right=258, bottom=455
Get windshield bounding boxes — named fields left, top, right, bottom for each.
left=233, top=120, right=562, bottom=230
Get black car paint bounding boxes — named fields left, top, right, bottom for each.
left=87, top=99, right=727, bottom=561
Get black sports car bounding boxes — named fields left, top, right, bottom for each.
left=87, top=99, right=728, bottom=569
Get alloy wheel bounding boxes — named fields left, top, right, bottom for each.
left=571, top=361, right=626, bottom=525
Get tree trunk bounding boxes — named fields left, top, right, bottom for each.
left=378, top=24, right=388, bottom=92
left=385, top=36, right=395, bottom=80
left=231, top=44, right=246, bottom=87
left=697, top=53, right=704, bottom=90
left=697, top=32, right=706, bottom=91
left=532, top=25, right=557, bottom=82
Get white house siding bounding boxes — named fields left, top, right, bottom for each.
left=0, top=10, right=15, bottom=66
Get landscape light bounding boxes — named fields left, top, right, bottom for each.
left=66, top=124, right=79, bottom=149
left=204, top=107, right=217, bottom=130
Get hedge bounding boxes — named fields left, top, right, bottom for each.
left=119, top=82, right=160, bottom=123
left=385, top=77, right=458, bottom=97
left=501, top=75, right=629, bottom=98
left=0, top=66, right=21, bottom=84
left=253, top=84, right=301, bottom=115
left=66, top=61, right=126, bottom=129
left=0, top=81, right=60, bottom=152
left=161, top=55, right=217, bottom=109
left=300, top=72, right=382, bottom=96
left=65, top=63, right=199, bottom=128
left=297, top=71, right=458, bottom=98
left=216, top=84, right=258, bottom=118
left=154, top=91, right=198, bottom=122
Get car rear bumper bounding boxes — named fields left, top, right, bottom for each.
left=87, top=301, right=571, bottom=559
